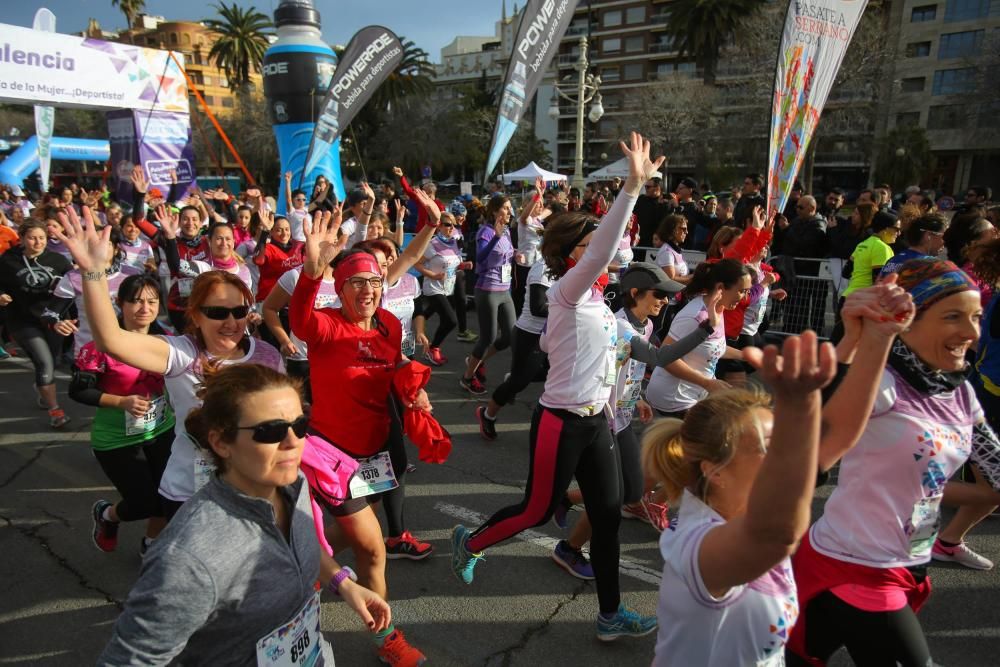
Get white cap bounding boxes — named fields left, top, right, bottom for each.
left=9, top=185, right=24, bottom=197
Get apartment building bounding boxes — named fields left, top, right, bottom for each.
left=880, top=0, right=1000, bottom=194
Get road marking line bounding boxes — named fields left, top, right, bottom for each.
left=434, top=501, right=663, bottom=585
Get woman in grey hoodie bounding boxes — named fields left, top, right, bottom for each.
left=98, top=364, right=390, bottom=666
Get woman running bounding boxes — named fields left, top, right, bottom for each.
left=645, top=259, right=752, bottom=419
left=461, top=195, right=516, bottom=395
left=98, top=364, right=390, bottom=665
left=71, top=273, right=174, bottom=556
left=450, top=132, right=662, bottom=641
left=414, top=211, right=463, bottom=365
left=448, top=201, right=477, bottom=343
left=513, top=177, right=549, bottom=315
left=290, top=204, right=435, bottom=666
left=50, top=213, right=284, bottom=519
left=0, top=219, right=73, bottom=427
left=789, top=259, right=1000, bottom=666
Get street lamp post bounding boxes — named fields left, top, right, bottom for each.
left=548, top=36, right=603, bottom=190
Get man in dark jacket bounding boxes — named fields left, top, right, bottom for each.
left=778, top=195, right=830, bottom=334
left=635, top=177, right=670, bottom=248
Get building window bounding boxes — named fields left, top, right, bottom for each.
left=906, top=41, right=932, bottom=57
left=626, top=6, right=645, bottom=24
left=623, top=63, right=644, bottom=80
left=656, top=62, right=674, bottom=77
left=896, top=112, right=921, bottom=127
left=927, top=104, right=967, bottom=129
left=603, top=38, right=621, bottom=54
left=170, top=33, right=178, bottom=45
left=901, top=76, right=926, bottom=92
left=944, top=0, right=990, bottom=21
left=603, top=10, right=622, bottom=27
left=677, top=61, right=697, bottom=77
left=911, top=4, right=938, bottom=21
left=932, top=67, right=977, bottom=94
left=221, top=97, right=234, bottom=108
left=183, top=34, right=191, bottom=46
left=602, top=66, right=620, bottom=82
left=625, top=36, right=644, bottom=53
left=938, top=30, right=984, bottom=58
left=202, top=95, right=214, bottom=105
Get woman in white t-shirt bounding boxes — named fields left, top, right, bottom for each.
left=646, top=259, right=751, bottom=418
left=653, top=214, right=691, bottom=284
left=513, top=177, right=550, bottom=316
left=413, top=212, right=465, bottom=366
left=49, top=213, right=284, bottom=519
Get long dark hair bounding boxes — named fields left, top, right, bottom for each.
left=117, top=273, right=166, bottom=335
left=682, top=258, right=750, bottom=300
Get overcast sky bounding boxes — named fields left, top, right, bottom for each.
left=4, top=1, right=506, bottom=61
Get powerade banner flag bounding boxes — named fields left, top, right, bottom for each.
left=302, top=26, right=403, bottom=179
left=766, top=0, right=868, bottom=217
left=485, top=0, right=578, bottom=179
left=32, top=8, right=56, bottom=190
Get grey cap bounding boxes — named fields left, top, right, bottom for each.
left=620, top=262, right=684, bottom=294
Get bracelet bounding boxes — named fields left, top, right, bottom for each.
left=327, top=566, right=357, bottom=595
left=361, top=208, right=373, bottom=215
left=82, top=270, right=107, bottom=282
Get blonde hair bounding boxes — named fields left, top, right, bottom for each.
left=641, top=389, right=771, bottom=505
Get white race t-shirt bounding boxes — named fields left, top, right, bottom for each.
left=422, top=235, right=462, bottom=296
left=646, top=296, right=726, bottom=414
left=158, top=335, right=284, bottom=502
left=52, top=265, right=143, bottom=356
left=119, top=239, right=155, bottom=270
left=515, top=260, right=552, bottom=335
left=382, top=273, right=421, bottom=357
left=810, top=368, right=982, bottom=568
left=516, top=216, right=545, bottom=267
left=609, top=231, right=634, bottom=284
left=743, top=263, right=770, bottom=337
left=655, top=490, right=798, bottom=667
left=234, top=239, right=260, bottom=295
left=655, top=244, right=689, bottom=277
left=188, top=258, right=254, bottom=297
left=613, top=309, right=653, bottom=432
left=287, top=207, right=309, bottom=242
left=274, top=267, right=339, bottom=362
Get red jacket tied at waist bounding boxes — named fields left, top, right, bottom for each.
left=392, top=361, right=452, bottom=463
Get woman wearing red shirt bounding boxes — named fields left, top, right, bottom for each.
left=252, top=210, right=304, bottom=302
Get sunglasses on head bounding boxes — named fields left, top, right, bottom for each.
left=237, top=415, right=309, bottom=443
left=199, top=305, right=251, bottom=320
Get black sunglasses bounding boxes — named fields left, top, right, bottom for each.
left=237, top=415, right=309, bottom=443
left=199, top=305, right=251, bottom=320
left=652, top=290, right=671, bottom=299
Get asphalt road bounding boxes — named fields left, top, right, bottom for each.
left=1, top=335, right=998, bottom=666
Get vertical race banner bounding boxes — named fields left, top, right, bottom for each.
left=32, top=8, right=56, bottom=191
left=766, top=0, right=868, bottom=217
left=108, top=110, right=196, bottom=204
left=301, top=26, right=404, bottom=180
left=485, top=0, right=579, bottom=179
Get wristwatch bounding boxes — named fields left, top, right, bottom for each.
left=328, top=566, right=357, bottom=595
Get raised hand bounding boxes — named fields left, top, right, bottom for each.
left=705, top=285, right=724, bottom=330
left=130, top=165, right=148, bottom=194
left=534, top=176, right=545, bottom=196
left=258, top=203, right=275, bottom=232
left=750, top=330, right=836, bottom=399
left=412, top=188, right=441, bottom=226
left=168, top=168, right=178, bottom=185
left=842, top=276, right=915, bottom=340
left=620, top=131, right=666, bottom=195
left=246, top=187, right=262, bottom=200
left=154, top=204, right=180, bottom=239
left=391, top=166, right=403, bottom=179
left=284, top=171, right=293, bottom=184
left=361, top=181, right=376, bottom=202
left=50, top=209, right=112, bottom=273
left=752, top=205, right=766, bottom=230
left=395, top=200, right=406, bottom=224
left=302, top=205, right=343, bottom=278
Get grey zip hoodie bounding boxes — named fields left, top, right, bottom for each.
left=98, top=473, right=335, bottom=666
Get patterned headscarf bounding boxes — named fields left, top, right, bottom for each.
left=895, top=258, right=979, bottom=316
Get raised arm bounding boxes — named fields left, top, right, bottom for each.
left=50, top=207, right=170, bottom=374
left=290, top=209, right=345, bottom=346
left=284, top=171, right=294, bottom=213
left=387, top=189, right=439, bottom=284
left=631, top=291, right=721, bottom=369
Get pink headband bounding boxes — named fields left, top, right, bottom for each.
left=334, top=253, right=382, bottom=292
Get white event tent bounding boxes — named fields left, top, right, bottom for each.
left=587, top=157, right=663, bottom=180
left=501, top=161, right=567, bottom=184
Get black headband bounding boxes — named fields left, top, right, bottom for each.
left=561, top=220, right=599, bottom=257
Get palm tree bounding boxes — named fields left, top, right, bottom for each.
left=203, top=2, right=273, bottom=93
left=663, top=0, right=767, bottom=86
left=111, top=0, right=145, bottom=42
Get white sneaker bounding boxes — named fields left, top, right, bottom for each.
left=931, top=539, right=994, bottom=570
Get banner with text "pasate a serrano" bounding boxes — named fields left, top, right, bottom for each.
left=485, top=0, right=579, bottom=179
left=766, top=0, right=868, bottom=218
left=302, top=26, right=403, bottom=179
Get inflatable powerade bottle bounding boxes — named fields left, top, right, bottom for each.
left=262, top=0, right=344, bottom=213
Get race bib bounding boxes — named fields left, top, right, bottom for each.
left=348, top=451, right=398, bottom=498
left=193, top=453, right=216, bottom=493
left=401, top=330, right=416, bottom=357
left=177, top=277, right=194, bottom=297
left=314, top=292, right=338, bottom=309
left=616, top=375, right=643, bottom=410
left=501, top=262, right=512, bottom=284
left=907, top=495, right=942, bottom=558
left=256, top=591, right=322, bottom=667
left=443, top=266, right=457, bottom=294
left=124, top=395, right=167, bottom=436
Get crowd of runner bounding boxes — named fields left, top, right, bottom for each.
left=1, top=130, right=999, bottom=666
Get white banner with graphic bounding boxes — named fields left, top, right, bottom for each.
left=766, top=0, right=868, bottom=218
left=0, top=21, right=188, bottom=112
left=33, top=9, right=57, bottom=189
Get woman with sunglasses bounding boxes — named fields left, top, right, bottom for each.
left=50, top=213, right=284, bottom=520
left=99, top=364, right=390, bottom=666
left=451, top=133, right=663, bottom=642
left=71, top=273, right=174, bottom=556
left=413, top=211, right=465, bottom=366
left=842, top=212, right=901, bottom=300
left=654, top=214, right=692, bottom=285
left=284, top=172, right=311, bottom=243
left=290, top=206, right=431, bottom=666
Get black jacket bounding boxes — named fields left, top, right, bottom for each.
left=0, top=246, right=72, bottom=327
left=780, top=215, right=829, bottom=276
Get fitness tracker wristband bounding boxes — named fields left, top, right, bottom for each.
left=328, top=566, right=357, bottom=595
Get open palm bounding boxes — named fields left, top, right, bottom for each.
left=302, top=207, right=342, bottom=277
left=50, top=208, right=112, bottom=272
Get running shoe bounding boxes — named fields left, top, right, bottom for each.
left=552, top=540, right=595, bottom=580
left=48, top=407, right=70, bottom=429
left=552, top=495, right=573, bottom=529
left=476, top=406, right=497, bottom=441
left=460, top=375, right=487, bottom=396
left=474, top=362, right=487, bottom=384
left=0, top=344, right=9, bottom=360
left=423, top=347, right=447, bottom=367
left=596, top=604, right=658, bottom=641
left=385, top=531, right=434, bottom=561
left=456, top=330, right=478, bottom=343
left=621, top=492, right=670, bottom=532
left=450, top=524, right=484, bottom=584
left=931, top=539, right=994, bottom=570
left=139, top=537, right=153, bottom=557
left=377, top=629, right=426, bottom=666
left=91, top=500, right=119, bottom=552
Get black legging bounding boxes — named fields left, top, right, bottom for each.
left=491, top=327, right=546, bottom=406
left=380, top=395, right=408, bottom=538
left=466, top=407, right=624, bottom=613
left=452, top=269, right=468, bottom=332
left=421, top=293, right=458, bottom=348
left=788, top=591, right=932, bottom=667
left=615, top=425, right=643, bottom=506
left=511, top=263, right=531, bottom=317
left=10, top=323, right=61, bottom=386
left=92, top=429, right=173, bottom=521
